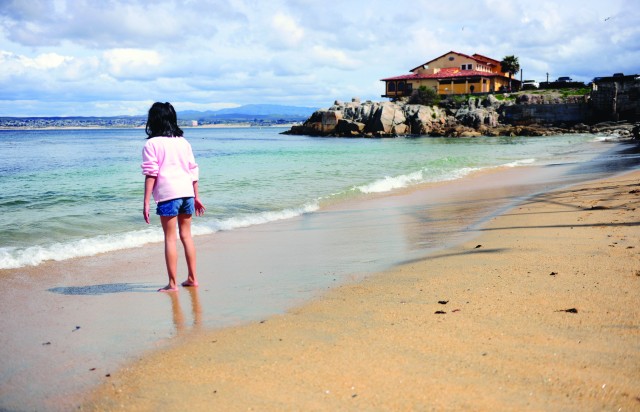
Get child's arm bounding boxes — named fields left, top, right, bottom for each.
left=193, top=181, right=206, bottom=216
left=143, top=175, right=156, bottom=224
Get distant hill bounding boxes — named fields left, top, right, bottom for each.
left=179, top=104, right=318, bottom=123
left=0, top=104, right=319, bottom=128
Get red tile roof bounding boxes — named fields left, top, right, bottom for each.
left=381, top=67, right=499, bottom=81
left=471, top=53, right=500, bottom=66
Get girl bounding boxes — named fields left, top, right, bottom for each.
left=141, top=102, right=205, bottom=292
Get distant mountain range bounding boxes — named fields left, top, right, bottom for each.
left=178, top=104, right=319, bottom=122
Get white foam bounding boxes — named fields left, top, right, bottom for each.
left=354, top=166, right=488, bottom=195
left=356, top=170, right=425, bottom=194
left=592, top=134, right=620, bottom=142
left=0, top=202, right=321, bottom=269
left=200, top=202, right=320, bottom=233
left=0, top=227, right=164, bottom=269
left=503, top=158, right=536, bottom=167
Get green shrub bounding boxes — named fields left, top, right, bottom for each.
left=409, top=86, right=441, bottom=106
left=560, top=88, right=590, bottom=98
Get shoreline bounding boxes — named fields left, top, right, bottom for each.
left=1, top=140, right=638, bottom=411
left=0, top=124, right=296, bottom=131
left=86, top=168, right=640, bottom=411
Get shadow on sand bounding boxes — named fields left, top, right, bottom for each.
left=48, top=282, right=157, bottom=295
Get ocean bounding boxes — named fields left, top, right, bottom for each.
left=0, top=127, right=623, bottom=269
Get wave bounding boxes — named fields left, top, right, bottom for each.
left=503, top=158, right=536, bottom=167
left=353, top=166, right=481, bottom=194
left=0, top=158, right=538, bottom=269
left=0, top=202, right=320, bottom=270
left=353, top=157, right=539, bottom=195
left=0, top=228, right=164, bottom=270
left=196, top=202, right=319, bottom=234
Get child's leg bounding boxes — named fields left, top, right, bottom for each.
left=159, top=215, right=179, bottom=292
left=177, top=214, right=198, bottom=287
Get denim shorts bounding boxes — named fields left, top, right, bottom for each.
left=156, top=197, right=195, bottom=217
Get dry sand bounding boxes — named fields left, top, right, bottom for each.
left=84, top=169, right=640, bottom=411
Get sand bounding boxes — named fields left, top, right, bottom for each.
left=85, top=169, right=640, bottom=411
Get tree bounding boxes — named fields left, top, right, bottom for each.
left=500, top=55, right=520, bottom=91
left=408, top=86, right=441, bottom=106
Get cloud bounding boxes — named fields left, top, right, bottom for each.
left=102, top=48, right=162, bottom=80
left=270, top=12, right=305, bottom=47
left=0, top=0, right=638, bottom=116
left=310, top=45, right=359, bottom=70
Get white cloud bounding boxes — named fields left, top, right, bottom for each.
left=27, top=52, right=71, bottom=69
left=102, top=48, right=162, bottom=80
left=310, top=45, right=359, bottom=70
left=271, top=12, right=305, bottom=47
left=0, top=0, right=638, bottom=116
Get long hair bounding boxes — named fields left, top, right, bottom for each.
left=145, top=102, right=184, bottom=138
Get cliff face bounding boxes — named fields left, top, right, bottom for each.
left=285, top=81, right=640, bottom=138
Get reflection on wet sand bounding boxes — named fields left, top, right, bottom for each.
left=165, top=287, right=202, bottom=335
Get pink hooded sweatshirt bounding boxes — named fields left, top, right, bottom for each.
left=141, top=136, right=199, bottom=203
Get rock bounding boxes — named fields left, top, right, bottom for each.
left=321, top=110, right=342, bottom=133
left=573, top=123, right=590, bottom=132
left=334, top=119, right=365, bottom=136
left=459, top=130, right=482, bottom=137
left=483, top=94, right=501, bottom=109
left=456, top=107, right=499, bottom=128
left=369, top=102, right=406, bottom=135
left=403, top=104, right=445, bottom=134
left=284, top=89, right=637, bottom=138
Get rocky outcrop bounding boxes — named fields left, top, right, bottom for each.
left=284, top=93, right=640, bottom=138
left=288, top=99, right=450, bottom=137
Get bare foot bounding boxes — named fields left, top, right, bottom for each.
left=181, top=280, right=199, bottom=287
left=158, top=285, right=179, bottom=292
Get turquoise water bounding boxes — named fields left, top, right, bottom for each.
left=0, top=127, right=611, bottom=269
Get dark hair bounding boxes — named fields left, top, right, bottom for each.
left=145, top=102, right=184, bottom=138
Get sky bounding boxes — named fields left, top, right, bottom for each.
left=0, top=0, right=638, bottom=117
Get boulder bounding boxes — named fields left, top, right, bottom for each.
left=321, top=110, right=342, bottom=133
left=403, top=104, right=446, bottom=134
left=456, top=107, right=499, bottom=128
left=334, top=119, right=365, bottom=136
left=459, top=130, right=482, bottom=137
left=368, top=102, right=406, bottom=135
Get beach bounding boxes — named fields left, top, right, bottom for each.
left=1, top=131, right=639, bottom=411
left=82, top=168, right=640, bottom=410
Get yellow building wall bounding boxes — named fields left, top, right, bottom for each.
left=408, top=79, right=439, bottom=91
left=437, top=79, right=487, bottom=95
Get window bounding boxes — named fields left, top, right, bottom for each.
left=397, top=81, right=405, bottom=91
left=449, top=56, right=455, bottom=61
left=461, top=64, right=473, bottom=70
left=388, top=82, right=396, bottom=92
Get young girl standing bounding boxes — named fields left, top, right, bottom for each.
left=141, top=102, right=205, bottom=292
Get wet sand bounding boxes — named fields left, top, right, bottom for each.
left=86, top=168, right=640, bottom=411
left=1, top=140, right=639, bottom=411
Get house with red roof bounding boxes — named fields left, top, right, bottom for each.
left=381, top=51, right=519, bottom=98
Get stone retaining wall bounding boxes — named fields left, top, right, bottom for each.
left=590, top=77, right=640, bottom=122
left=502, top=103, right=590, bottom=125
